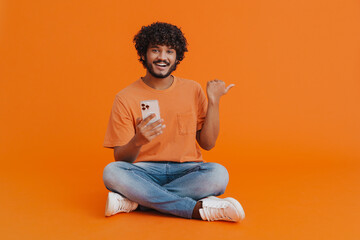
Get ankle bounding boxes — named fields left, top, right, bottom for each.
left=192, top=201, right=203, bottom=219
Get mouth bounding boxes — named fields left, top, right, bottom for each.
left=154, top=62, right=169, bottom=70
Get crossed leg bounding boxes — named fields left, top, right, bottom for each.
left=102, top=161, right=229, bottom=219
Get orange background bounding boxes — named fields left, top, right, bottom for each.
left=1, top=0, right=359, bottom=239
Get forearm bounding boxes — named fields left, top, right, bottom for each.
left=113, top=136, right=142, bottom=163
left=198, top=99, right=220, bottom=150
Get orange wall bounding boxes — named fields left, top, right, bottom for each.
left=1, top=0, right=359, bottom=172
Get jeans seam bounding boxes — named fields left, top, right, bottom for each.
left=129, top=169, right=191, bottom=201
left=130, top=169, right=196, bottom=218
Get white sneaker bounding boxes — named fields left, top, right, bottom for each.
left=199, top=196, right=245, bottom=222
left=105, top=192, right=138, bottom=217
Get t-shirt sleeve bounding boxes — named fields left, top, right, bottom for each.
left=196, top=83, right=208, bottom=131
left=103, top=95, right=135, bottom=148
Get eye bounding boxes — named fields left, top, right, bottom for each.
left=167, top=50, right=174, bottom=54
left=152, top=49, right=159, bottom=53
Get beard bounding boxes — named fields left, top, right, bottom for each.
left=145, top=59, right=178, bottom=79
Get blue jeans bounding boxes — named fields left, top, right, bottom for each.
left=103, top=161, right=229, bottom=219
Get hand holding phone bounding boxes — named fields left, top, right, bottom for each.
left=133, top=100, right=165, bottom=146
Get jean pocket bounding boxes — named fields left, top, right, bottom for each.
left=177, top=111, right=196, bottom=135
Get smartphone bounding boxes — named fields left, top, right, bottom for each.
left=140, top=100, right=161, bottom=125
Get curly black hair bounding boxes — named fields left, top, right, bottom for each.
left=133, top=22, right=188, bottom=67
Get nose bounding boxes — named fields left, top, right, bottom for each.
left=157, top=50, right=167, bottom=61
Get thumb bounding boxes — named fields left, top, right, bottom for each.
left=225, top=84, right=235, bottom=93
left=136, top=117, right=142, bottom=126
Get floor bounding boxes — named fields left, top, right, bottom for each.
left=1, top=156, right=359, bottom=240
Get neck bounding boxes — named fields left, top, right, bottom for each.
left=142, top=72, right=174, bottom=90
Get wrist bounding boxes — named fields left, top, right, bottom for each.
left=208, top=97, right=220, bottom=106
left=131, top=135, right=144, bottom=148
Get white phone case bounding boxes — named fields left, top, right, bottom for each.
left=140, top=100, right=161, bottom=125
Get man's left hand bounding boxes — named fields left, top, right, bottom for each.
left=206, top=79, right=235, bottom=104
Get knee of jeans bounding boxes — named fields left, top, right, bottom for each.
left=102, top=161, right=130, bottom=188
left=206, top=163, right=229, bottom=195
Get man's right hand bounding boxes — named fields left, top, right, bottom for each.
left=133, top=114, right=166, bottom=147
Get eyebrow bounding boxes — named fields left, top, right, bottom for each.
left=149, top=45, right=175, bottom=50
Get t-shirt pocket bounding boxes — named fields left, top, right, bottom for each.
left=177, top=111, right=196, bottom=135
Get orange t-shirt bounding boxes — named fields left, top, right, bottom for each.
left=103, top=76, right=208, bottom=163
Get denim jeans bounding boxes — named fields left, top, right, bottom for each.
left=103, top=161, right=229, bottom=219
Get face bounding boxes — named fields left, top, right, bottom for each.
left=144, top=44, right=177, bottom=79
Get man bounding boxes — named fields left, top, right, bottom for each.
left=102, top=22, right=245, bottom=222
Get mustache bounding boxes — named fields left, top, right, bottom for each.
left=153, top=60, right=170, bottom=65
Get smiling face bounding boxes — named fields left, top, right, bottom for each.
left=144, top=44, right=178, bottom=79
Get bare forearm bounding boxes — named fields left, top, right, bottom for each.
left=198, top=79, right=234, bottom=150
left=198, top=100, right=220, bottom=150
left=114, top=137, right=142, bottom=163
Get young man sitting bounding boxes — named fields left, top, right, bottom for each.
left=102, top=22, right=245, bottom=222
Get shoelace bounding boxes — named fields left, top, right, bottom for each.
left=203, top=201, right=233, bottom=221
left=116, top=197, right=132, bottom=212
